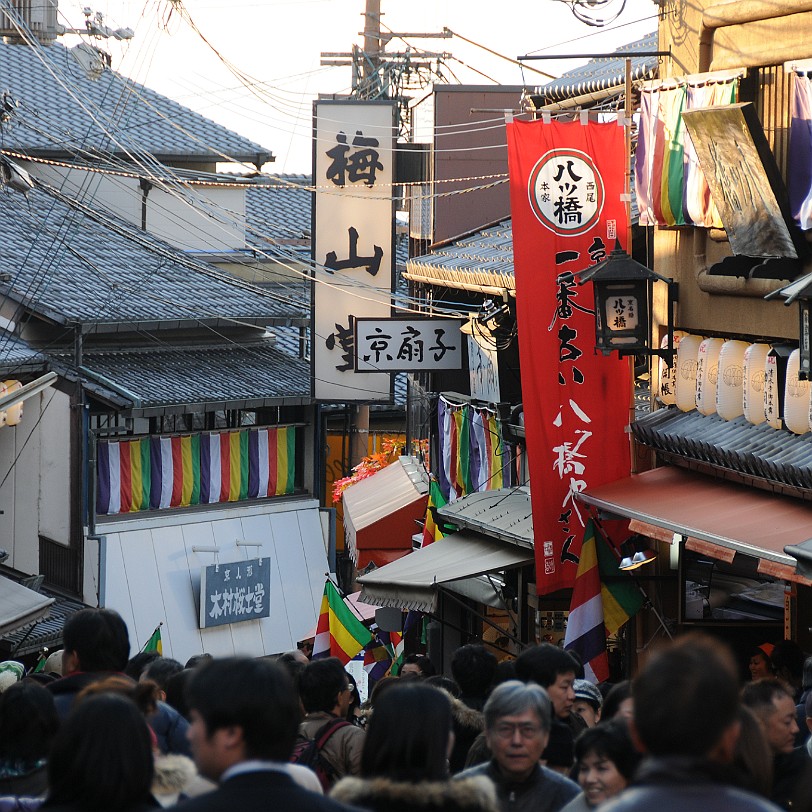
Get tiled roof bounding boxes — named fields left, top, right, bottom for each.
left=0, top=333, right=47, bottom=374
left=406, top=220, right=515, bottom=291
left=529, top=32, right=659, bottom=107
left=0, top=183, right=306, bottom=327
left=246, top=175, right=311, bottom=248
left=0, top=40, right=272, bottom=164
left=72, top=339, right=310, bottom=413
left=0, top=588, right=87, bottom=657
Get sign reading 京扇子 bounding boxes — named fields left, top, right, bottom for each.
left=354, top=318, right=463, bottom=372
left=199, top=557, right=270, bottom=629
left=312, top=100, right=396, bottom=401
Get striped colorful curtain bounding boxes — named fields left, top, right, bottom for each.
left=635, top=75, right=737, bottom=227
left=436, top=398, right=511, bottom=502
left=97, top=426, right=297, bottom=515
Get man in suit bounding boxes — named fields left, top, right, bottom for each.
left=169, top=657, right=358, bottom=811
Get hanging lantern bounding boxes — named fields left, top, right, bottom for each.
left=577, top=241, right=678, bottom=366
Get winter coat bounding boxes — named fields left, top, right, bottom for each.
left=0, top=761, right=48, bottom=799
left=600, top=756, right=783, bottom=812
left=448, top=696, right=485, bottom=774
left=299, top=712, right=366, bottom=782
left=456, top=760, right=580, bottom=812
left=152, top=754, right=200, bottom=808
left=331, top=774, right=500, bottom=812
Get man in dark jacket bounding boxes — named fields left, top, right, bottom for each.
left=601, top=635, right=782, bottom=812
left=456, top=680, right=579, bottom=812
left=169, top=657, right=358, bottom=812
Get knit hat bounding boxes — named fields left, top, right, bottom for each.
left=573, top=678, right=603, bottom=711
left=0, top=660, right=24, bottom=692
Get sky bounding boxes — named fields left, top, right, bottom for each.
left=57, top=0, right=659, bottom=172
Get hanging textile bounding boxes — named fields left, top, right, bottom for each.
left=436, top=398, right=510, bottom=503
left=96, top=425, right=297, bottom=515
left=635, top=73, right=738, bottom=228
left=790, top=72, right=812, bottom=230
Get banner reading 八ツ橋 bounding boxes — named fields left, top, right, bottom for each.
left=506, top=118, right=631, bottom=594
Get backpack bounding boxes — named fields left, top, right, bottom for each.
left=290, top=718, right=351, bottom=791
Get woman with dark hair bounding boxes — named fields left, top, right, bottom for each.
left=601, top=681, right=633, bottom=722
left=561, top=720, right=641, bottom=812
left=41, top=693, right=159, bottom=811
left=0, top=680, right=59, bottom=797
left=330, top=682, right=498, bottom=812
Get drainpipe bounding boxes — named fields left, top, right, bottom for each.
left=139, top=178, right=152, bottom=231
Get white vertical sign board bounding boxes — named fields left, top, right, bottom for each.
left=313, top=101, right=395, bottom=401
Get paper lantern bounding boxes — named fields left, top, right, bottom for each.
left=696, top=338, right=724, bottom=416
left=765, top=353, right=783, bottom=430
left=715, top=340, right=749, bottom=421
left=658, top=330, right=687, bottom=406
left=1, top=381, right=22, bottom=426
left=784, top=350, right=810, bottom=435
left=743, top=343, right=770, bottom=426
left=675, top=334, right=704, bottom=412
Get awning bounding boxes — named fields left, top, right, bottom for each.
left=438, top=487, right=533, bottom=549
left=576, top=466, right=812, bottom=580
left=0, top=577, right=54, bottom=639
left=0, top=590, right=86, bottom=657
left=356, top=530, right=534, bottom=613
left=342, top=457, right=428, bottom=569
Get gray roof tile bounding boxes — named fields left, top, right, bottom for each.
left=74, top=339, right=310, bottom=411
left=246, top=175, right=311, bottom=247
left=0, top=183, right=306, bottom=326
left=0, top=333, right=47, bottom=373
left=0, top=40, right=272, bottom=164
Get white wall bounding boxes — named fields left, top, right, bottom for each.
left=38, top=388, right=72, bottom=546
left=97, top=499, right=329, bottom=663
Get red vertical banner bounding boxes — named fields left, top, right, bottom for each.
left=506, top=118, right=632, bottom=594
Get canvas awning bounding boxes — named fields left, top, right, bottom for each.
left=342, top=457, right=428, bottom=569
left=0, top=577, right=54, bottom=639
left=576, top=466, right=812, bottom=582
left=356, top=531, right=534, bottom=613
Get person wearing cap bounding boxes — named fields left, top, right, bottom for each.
left=572, top=680, right=602, bottom=728
left=750, top=644, right=775, bottom=681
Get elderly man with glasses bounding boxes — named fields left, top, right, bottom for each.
left=457, top=680, right=579, bottom=812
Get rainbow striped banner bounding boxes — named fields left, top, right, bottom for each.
left=437, top=399, right=511, bottom=502
left=96, top=426, right=296, bottom=515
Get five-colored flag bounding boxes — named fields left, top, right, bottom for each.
left=313, top=580, right=373, bottom=665
left=142, top=624, right=163, bottom=656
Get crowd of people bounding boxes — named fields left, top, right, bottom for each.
left=0, top=608, right=811, bottom=811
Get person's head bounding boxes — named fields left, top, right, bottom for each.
left=400, top=654, right=436, bottom=679
left=484, top=680, right=552, bottom=783
left=185, top=657, right=299, bottom=781
left=164, top=669, right=194, bottom=720
left=77, top=674, right=159, bottom=719
left=632, top=634, right=740, bottom=761
left=44, top=649, right=64, bottom=677
left=142, top=657, right=184, bottom=697
left=361, top=682, right=452, bottom=781
left=47, top=693, right=154, bottom=811
left=0, top=680, right=59, bottom=761
left=299, top=657, right=353, bottom=716
left=514, top=644, right=578, bottom=719
left=63, top=608, right=130, bottom=674
left=802, top=656, right=812, bottom=693
left=367, top=675, right=400, bottom=707
left=451, top=644, right=497, bottom=698
left=602, top=680, right=633, bottom=722
left=124, top=651, right=161, bottom=680
left=572, top=679, right=603, bottom=727
left=741, top=678, right=799, bottom=755
left=345, top=671, right=361, bottom=720
left=749, top=644, right=775, bottom=682
left=573, top=720, right=641, bottom=808
left=185, top=653, right=213, bottom=669
left=733, top=705, right=774, bottom=798
left=770, top=641, right=806, bottom=690
left=425, top=674, right=461, bottom=698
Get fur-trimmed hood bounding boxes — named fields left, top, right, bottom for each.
left=152, top=753, right=197, bottom=800
left=449, top=695, right=484, bottom=731
left=331, top=774, right=499, bottom=812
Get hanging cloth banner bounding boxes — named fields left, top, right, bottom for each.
left=506, top=118, right=631, bottom=595
left=635, top=73, right=739, bottom=228
left=789, top=72, right=812, bottom=230
left=96, top=426, right=296, bottom=515
left=436, top=399, right=510, bottom=503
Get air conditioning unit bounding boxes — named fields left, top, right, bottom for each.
left=0, top=0, right=59, bottom=45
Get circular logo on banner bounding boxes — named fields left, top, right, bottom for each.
left=528, top=148, right=605, bottom=236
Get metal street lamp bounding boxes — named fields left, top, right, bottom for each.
left=577, top=241, right=678, bottom=367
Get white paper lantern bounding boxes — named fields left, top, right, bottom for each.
left=764, top=353, right=783, bottom=430
left=675, top=334, right=704, bottom=412
left=743, top=343, right=770, bottom=426
left=658, top=330, right=687, bottom=406
left=784, top=350, right=810, bottom=435
left=696, top=338, right=724, bottom=416
left=715, top=340, right=749, bottom=421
